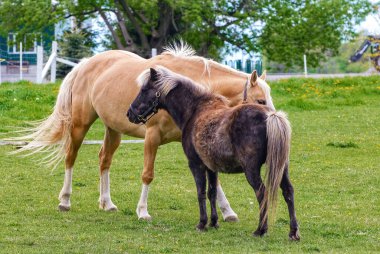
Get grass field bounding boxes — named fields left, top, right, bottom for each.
left=0, top=77, right=379, bottom=253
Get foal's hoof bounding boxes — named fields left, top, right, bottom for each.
left=253, top=228, right=267, bottom=237
left=209, top=222, right=219, bottom=229
left=224, top=215, right=239, bottom=222
left=196, top=224, right=207, bottom=232
left=58, top=204, right=70, bottom=212
left=289, top=229, right=301, bottom=241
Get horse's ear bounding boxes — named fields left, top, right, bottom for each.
left=150, top=68, right=159, bottom=81
left=260, top=70, right=267, bottom=81
left=250, top=70, right=258, bottom=87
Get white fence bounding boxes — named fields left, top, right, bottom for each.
left=0, top=41, right=77, bottom=84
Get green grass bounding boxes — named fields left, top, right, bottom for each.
left=1, top=76, right=380, bottom=253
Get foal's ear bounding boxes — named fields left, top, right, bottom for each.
left=250, top=70, right=258, bottom=87
left=150, top=68, right=159, bottom=81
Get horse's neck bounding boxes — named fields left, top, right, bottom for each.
left=164, top=85, right=208, bottom=130
left=155, top=55, right=248, bottom=104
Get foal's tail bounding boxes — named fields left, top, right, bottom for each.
left=10, top=59, right=89, bottom=168
left=262, top=111, right=291, bottom=222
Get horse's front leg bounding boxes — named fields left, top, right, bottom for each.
left=136, top=127, right=162, bottom=220
left=98, top=127, right=121, bottom=211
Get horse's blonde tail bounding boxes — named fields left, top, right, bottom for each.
left=261, top=111, right=291, bottom=224
left=10, top=59, right=89, bottom=169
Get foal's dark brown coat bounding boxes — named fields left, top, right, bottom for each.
left=127, top=67, right=300, bottom=240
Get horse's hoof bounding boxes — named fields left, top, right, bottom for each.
left=105, top=206, right=118, bottom=212
left=224, top=215, right=239, bottom=222
left=58, top=204, right=70, bottom=212
left=138, top=215, right=152, bottom=221
left=289, top=229, right=301, bottom=241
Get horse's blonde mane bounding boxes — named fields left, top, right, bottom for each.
left=137, top=66, right=206, bottom=96
left=162, top=41, right=196, bottom=57
left=159, top=41, right=273, bottom=109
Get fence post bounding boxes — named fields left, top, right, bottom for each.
left=303, top=54, right=308, bottom=77
left=151, top=48, right=157, bottom=57
left=19, top=42, right=23, bottom=81
left=0, top=59, right=4, bottom=84
left=36, top=46, right=43, bottom=83
left=51, top=41, right=57, bottom=83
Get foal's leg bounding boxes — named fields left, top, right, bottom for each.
left=207, top=170, right=219, bottom=228
left=189, top=161, right=208, bottom=231
left=136, top=127, right=162, bottom=220
left=98, top=127, right=121, bottom=211
left=58, top=124, right=90, bottom=211
left=280, top=164, right=300, bottom=241
left=244, top=164, right=268, bottom=237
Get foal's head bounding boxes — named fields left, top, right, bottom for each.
left=127, top=68, right=164, bottom=124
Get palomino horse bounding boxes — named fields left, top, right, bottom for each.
left=15, top=44, right=275, bottom=221
left=127, top=67, right=300, bottom=240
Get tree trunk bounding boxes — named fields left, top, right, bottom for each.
left=97, top=8, right=124, bottom=50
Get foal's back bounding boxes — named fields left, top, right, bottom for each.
left=192, top=99, right=269, bottom=173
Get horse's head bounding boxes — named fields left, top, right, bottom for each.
left=127, top=68, right=163, bottom=124
left=247, top=70, right=275, bottom=111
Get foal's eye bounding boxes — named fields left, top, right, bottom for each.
left=256, top=99, right=266, bottom=105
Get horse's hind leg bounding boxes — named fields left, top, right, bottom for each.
left=58, top=124, right=91, bottom=211
left=98, top=127, right=121, bottom=211
left=216, top=181, right=238, bottom=222
left=207, top=170, right=219, bottom=228
left=244, top=163, right=268, bottom=237
left=280, top=164, right=300, bottom=241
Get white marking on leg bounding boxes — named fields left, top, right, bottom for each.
left=217, top=184, right=239, bottom=222
left=99, top=169, right=118, bottom=211
left=58, top=168, right=73, bottom=211
left=136, top=184, right=152, bottom=220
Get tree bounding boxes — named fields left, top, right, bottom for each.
left=56, top=31, right=93, bottom=78
left=0, top=0, right=373, bottom=67
left=259, top=0, right=372, bottom=67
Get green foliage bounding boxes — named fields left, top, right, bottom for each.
left=0, top=76, right=380, bottom=253
left=0, top=0, right=372, bottom=65
left=260, top=0, right=372, bottom=68
left=56, top=32, right=92, bottom=78
left=0, top=0, right=61, bottom=46
left=265, top=33, right=373, bottom=73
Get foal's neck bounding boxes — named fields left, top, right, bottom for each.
left=163, top=84, right=210, bottom=130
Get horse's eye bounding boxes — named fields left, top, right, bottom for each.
left=256, top=99, right=266, bottom=105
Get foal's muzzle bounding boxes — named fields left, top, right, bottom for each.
left=127, top=92, right=161, bottom=124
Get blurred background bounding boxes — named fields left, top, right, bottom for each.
left=0, top=0, right=379, bottom=82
